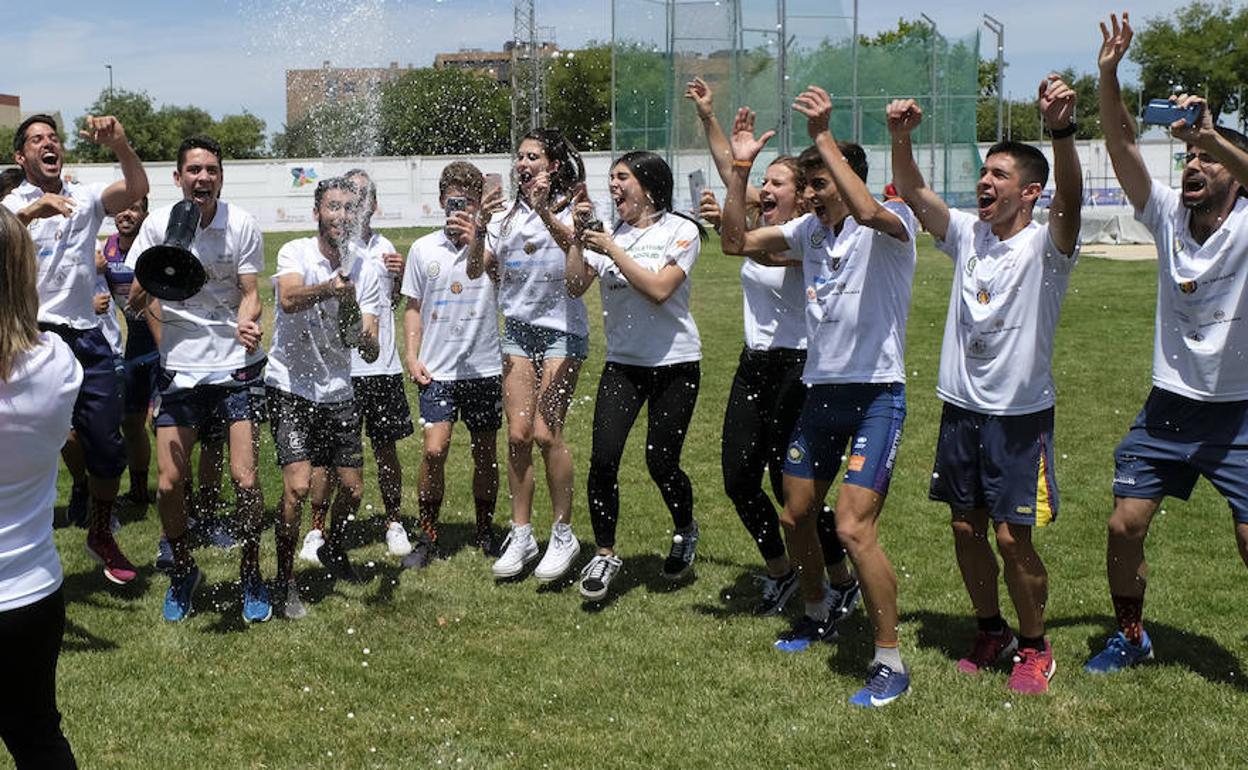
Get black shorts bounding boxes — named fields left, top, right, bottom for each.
left=268, top=387, right=363, bottom=468
left=351, top=374, right=414, bottom=444
left=418, top=376, right=504, bottom=432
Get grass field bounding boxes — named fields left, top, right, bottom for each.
left=27, top=229, right=1248, bottom=769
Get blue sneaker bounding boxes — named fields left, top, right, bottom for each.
left=241, top=577, right=272, bottom=624
left=774, top=614, right=838, bottom=653
left=849, top=662, right=910, bottom=708
left=163, top=567, right=203, bottom=622
left=1084, top=630, right=1154, bottom=674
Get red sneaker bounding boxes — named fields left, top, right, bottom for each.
left=957, top=628, right=1018, bottom=673
left=85, top=533, right=138, bottom=584
left=1008, top=640, right=1056, bottom=694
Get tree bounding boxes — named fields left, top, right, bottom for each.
left=274, top=99, right=378, bottom=158
left=1130, top=1, right=1248, bottom=124
left=73, top=88, right=167, bottom=162
left=545, top=44, right=611, bottom=151
left=379, top=68, right=510, bottom=155
left=215, top=112, right=268, bottom=159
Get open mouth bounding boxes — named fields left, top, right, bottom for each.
left=518, top=171, right=533, bottom=185
left=1182, top=176, right=1207, bottom=196
left=977, top=192, right=997, bottom=214
left=190, top=188, right=214, bottom=204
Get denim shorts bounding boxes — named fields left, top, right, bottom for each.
left=501, top=317, right=588, bottom=361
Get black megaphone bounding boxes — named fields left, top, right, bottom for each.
left=134, top=199, right=207, bottom=301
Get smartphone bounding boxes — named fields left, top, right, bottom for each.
left=688, top=169, right=706, bottom=214
left=485, top=172, right=504, bottom=198
left=1142, top=99, right=1202, bottom=127
left=446, top=196, right=467, bottom=213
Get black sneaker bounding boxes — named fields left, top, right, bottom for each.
left=475, top=527, right=500, bottom=557
left=826, top=577, right=862, bottom=622
left=400, top=535, right=436, bottom=570
left=774, top=614, right=838, bottom=653
left=662, top=520, right=699, bottom=580
left=317, top=542, right=364, bottom=583
left=753, top=569, right=798, bottom=615
left=67, top=480, right=89, bottom=528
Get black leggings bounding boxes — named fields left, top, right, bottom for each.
left=588, top=361, right=700, bottom=549
left=721, top=347, right=845, bottom=566
left=0, top=589, right=77, bottom=770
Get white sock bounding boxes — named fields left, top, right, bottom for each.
left=873, top=644, right=904, bottom=672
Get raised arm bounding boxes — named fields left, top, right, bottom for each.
left=83, top=116, right=149, bottom=216
left=886, top=99, right=950, bottom=240
left=720, top=108, right=791, bottom=256
left=530, top=172, right=576, bottom=252
left=277, top=271, right=351, bottom=314
left=795, top=85, right=908, bottom=241
left=465, top=185, right=504, bottom=280
left=686, top=78, right=762, bottom=208
left=1097, top=12, right=1152, bottom=210
left=1039, top=74, right=1083, bottom=254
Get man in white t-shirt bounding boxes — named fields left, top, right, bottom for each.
left=3, top=113, right=148, bottom=586
left=722, top=86, right=917, bottom=707
left=401, top=161, right=504, bottom=567
left=888, top=75, right=1082, bottom=695
left=294, top=168, right=416, bottom=564
left=266, top=176, right=385, bottom=618
left=126, top=135, right=270, bottom=623
left=1086, top=14, right=1248, bottom=673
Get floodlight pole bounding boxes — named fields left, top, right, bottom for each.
left=983, top=14, right=1005, bottom=143
left=851, top=0, right=860, bottom=141
left=920, top=14, right=937, bottom=192
left=778, top=0, right=789, bottom=154
left=105, top=64, right=113, bottom=98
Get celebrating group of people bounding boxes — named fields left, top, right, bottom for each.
left=2, top=10, right=1247, bottom=767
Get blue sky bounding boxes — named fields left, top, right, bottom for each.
left=2, top=0, right=1177, bottom=140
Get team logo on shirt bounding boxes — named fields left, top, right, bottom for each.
left=287, top=431, right=305, bottom=452
left=524, top=241, right=537, bottom=254
left=788, top=445, right=804, bottom=462
left=976, top=288, right=991, bottom=304
left=450, top=282, right=463, bottom=294
left=1178, top=280, right=1198, bottom=294
left=964, top=255, right=978, bottom=276
left=810, top=229, right=826, bottom=247
left=1214, top=309, right=1226, bottom=320
left=427, top=262, right=441, bottom=278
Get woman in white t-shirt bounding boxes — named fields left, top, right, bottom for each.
left=467, top=129, right=589, bottom=584
left=0, top=206, right=82, bottom=769
left=564, top=151, right=707, bottom=601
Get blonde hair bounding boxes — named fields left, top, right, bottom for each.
left=0, top=206, right=41, bottom=382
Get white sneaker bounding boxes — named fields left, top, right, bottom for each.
left=579, top=553, right=623, bottom=601
left=385, top=521, right=413, bottom=557
left=299, top=529, right=325, bottom=565
left=533, top=522, right=580, bottom=583
left=492, top=523, right=539, bottom=579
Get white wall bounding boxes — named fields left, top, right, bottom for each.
left=18, top=137, right=1191, bottom=233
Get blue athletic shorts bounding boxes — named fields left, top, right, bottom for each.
left=783, top=382, right=905, bottom=492
left=41, top=324, right=126, bottom=479
left=929, top=403, right=1058, bottom=526
left=1114, top=387, right=1248, bottom=523
left=154, top=382, right=263, bottom=438
left=419, top=376, right=504, bottom=433
left=501, top=318, right=588, bottom=361
left=123, top=352, right=160, bottom=415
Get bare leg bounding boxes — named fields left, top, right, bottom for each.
left=533, top=357, right=580, bottom=525
left=502, top=355, right=539, bottom=527
left=835, top=483, right=897, bottom=646
left=951, top=507, right=1000, bottom=620
left=996, top=522, right=1047, bottom=639
left=373, top=440, right=404, bottom=523
left=418, top=422, right=453, bottom=539
left=779, top=474, right=834, bottom=604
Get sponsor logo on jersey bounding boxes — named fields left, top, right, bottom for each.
left=810, top=229, right=826, bottom=247
left=848, top=454, right=866, bottom=472
left=450, top=282, right=463, bottom=294
left=426, top=261, right=441, bottom=278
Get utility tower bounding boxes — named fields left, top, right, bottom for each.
left=511, top=0, right=548, bottom=146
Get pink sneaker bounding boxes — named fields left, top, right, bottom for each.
left=86, top=533, right=138, bottom=584
left=1008, top=640, right=1056, bottom=694
left=956, top=628, right=1018, bottom=673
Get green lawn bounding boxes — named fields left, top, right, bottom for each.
left=31, top=230, right=1248, bottom=769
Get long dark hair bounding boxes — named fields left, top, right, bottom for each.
left=502, top=128, right=585, bottom=231
left=612, top=151, right=707, bottom=241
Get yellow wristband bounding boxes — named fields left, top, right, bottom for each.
left=732, top=159, right=752, bottom=168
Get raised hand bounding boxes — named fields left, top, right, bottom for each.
left=730, top=107, right=776, bottom=163
left=792, top=85, right=833, bottom=140
left=1169, top=94, right=1216, bottom=147
left=1098, top=12, right=1133, bottom=74
left=698, top=188, right=722, bottom=229
left=684, top=77, right=715, bottom=120
left=79, top=115, right=128, bottom=150
left=22, top=193, right=76, bottom=221
left=329, top=272, right=355, bottom=300
left=886, top=99, right=924, bottom=136
left=476, top=184, right=506, bottom=229
left=1038, top=74, right=1077, bottom=131
left=580, top=227, right=615, bottom=258
left=447, top=210, right=476, bottom=247
left=529, top=171, right=551, bottom=210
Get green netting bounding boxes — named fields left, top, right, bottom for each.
left=612, top=0, right=982, bottom=206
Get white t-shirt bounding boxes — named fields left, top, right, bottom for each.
left=935, top=210, right=1078, bottom=415
left=740, top=259, right=807, bottom=350
left=95, top=272, right=124, bottom=356
left=779, top=206, right=918, bottom=385
left=401, top=229, right=503, bottom=381
left=487, top=201, right=589, bottom=337
left=0, top=333, right=82, bottom=611
left=266, top=236, right=386, bottom=403
left=1138, top=180, right=1248, bottom=401
left=126, top=201, right=267, bottom=375
left=584, top=212, right=702, bottom=367
left=349, top=232, right=404, bottom=377
left=3, top=179, right=109, bottom=329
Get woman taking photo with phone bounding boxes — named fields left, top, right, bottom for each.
left=467, top=128, right=588, bottom=584
left=564, top=151, right=706, bottom=601
left=0, top=206, right=82, bottom=769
